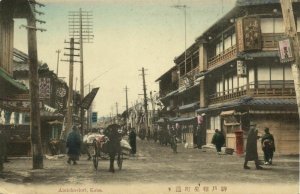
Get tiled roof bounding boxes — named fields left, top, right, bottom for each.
left=246, top=98, right=296, bottom=106
left=0, top=67, right=28, bottom=91
left=196, top=97, right=297, bottom=113
left=13, top=62, right=49, bottom=72
left=235, top=0, right=280, bottom=6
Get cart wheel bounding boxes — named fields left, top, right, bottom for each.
left=93, top=142, right=99, bottom=170
left=117, top=152, right=123, bottom=170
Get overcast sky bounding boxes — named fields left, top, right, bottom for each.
left=14, top=0, right=236, bottom=117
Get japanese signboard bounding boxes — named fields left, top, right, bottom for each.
left=39, top=77, right=51, bottom=98
left=237, top=60, right=247, bottom=77
left=278, top=38, right=295, bottom=63
left=91, top=112, right=97, bottom=123
left=236, top=17, right=262, bottom=52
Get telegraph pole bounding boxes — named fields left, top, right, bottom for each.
left=280, top=0, right=300, bottom=121
left=56, top=49, right=61, bottom=76
left=60, top=38, right=80, bottom=139
left=124, top=86, right=129, bottom=130
left=24, top=0, right=46, bottom=169
left=172, top=4, right=187, bottom=75
left=87, top=84, right=91, bottom=130
left=116, top=102, right=119, bottom=116
left=139, top=67, right=148, bottom=129
left=69, top=9, right=93, bottom=135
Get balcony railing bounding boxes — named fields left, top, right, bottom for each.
left=209, top=81, right=295, bottom=104
left=261, top=33, right=285, bottom=50
left=179, top=67, right=199, bottom=88
left=207, top=34, right=283, bottom=69
left=208, top=45, right=237, bottom=69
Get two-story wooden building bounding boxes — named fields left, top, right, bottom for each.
left=156, top=0, right=299, bottom=154
left=195, top=0, right=299, bottom=155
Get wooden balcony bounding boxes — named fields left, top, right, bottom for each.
left=261, top=33, right=285, bottom=50
left=208, top=45, right=237, bottom=69
left=209, top=81, right=295, bottom=104
left=179, top=67, right=199, bottom=88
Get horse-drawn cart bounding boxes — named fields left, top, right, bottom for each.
left=84, top=124, right=131, bottom=172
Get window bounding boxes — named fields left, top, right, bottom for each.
left=228, top=77, right=233, bottom=93
left=24, top=114, right=30, bottom=123
left=224, top=79, right=228, bottom=94
left=284, top=65, right=293, bottom=80
left=274, top=18, right=284, bottom=33
left=239, top=77, right=247, bottom=89
left=210, top=115, right=221, bottom=130
left=261, top=18, right=284, bottom=33
left=192, top=53, right=199, bottom=69
left=180, top=63, right=185, bottom=76
left=233, top=75, right=238, bottom=92
left=224, top=36, right=232, bottom=50
left=261, top=18, right=273, bottom=33
left=215, top=41, right=223, bottom=55
left=219, top=80, right=224, bottom=96
left=271, top=66, right=283, bottom=80
left=186, top=59, right=192, bottom=73
left=257, top=65, right=270, bottom=81
left=232, top=33, right=236, bottom=46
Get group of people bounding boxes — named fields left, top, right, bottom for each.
left=0, top=121, right=277, bottom=172
left=211, top=124, right=275, bottom=170
left=244, top=125, right=276, bottom=170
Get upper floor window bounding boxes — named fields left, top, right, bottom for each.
left=261, top=18, right=284, bottom=33
left=215, top=33, right=236, bottom=55
left=215, top=41, right=223, bottom=55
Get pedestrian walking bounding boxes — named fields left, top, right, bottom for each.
left=153, top=126, right=158, bottom=142
left=197, top=113, right=205, bottom=149
left=211, top=129, right=225, bottom=154
left=169, top=125, right=177, bottom=153
left=196, top=125, right=203, bottom=149
left=0, top=129, right=8, bottom=173
left=66, top=125, right=81, bottom=165
left=129, top=128, right=137, bottom=155
left=244, top=124, right=263, bottom=170
left=261, top=127, right=275, bottom=165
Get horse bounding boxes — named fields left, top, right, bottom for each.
left=94, top=124, right=122, bottom=173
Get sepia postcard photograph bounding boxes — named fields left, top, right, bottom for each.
left=0, top=0, right=299, bottom=193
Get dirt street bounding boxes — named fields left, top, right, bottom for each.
left=0, top=138, right=298, bottom=194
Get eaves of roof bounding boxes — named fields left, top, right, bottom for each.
left=196, top=97, right=297, bottom=113
left=155, top=65, right=177, bottom=82
left=0, top=67, right=28, bottom=92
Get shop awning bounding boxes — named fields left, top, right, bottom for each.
left=156, top=117, right=178, bottom=123
left=173, top=117, right=196, bottom=123
left=179, top=102, right=200, bottom=111
left=238, top=51, right=279, bottom=60
left=196, top=97, right=297, bottom=114
left=48, top=120, right=63, bottom=125
left=249, top=110, right=298, bottom=114
left=220, top=110, right=235, bottom=116
left=160, top=90, right=178, bottom=100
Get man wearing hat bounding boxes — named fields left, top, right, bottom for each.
left=261, top=128, right=275, bottom=165
left=66, top=125, right=81, bottom=165
left=244, top=122, right=263, bottom=170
